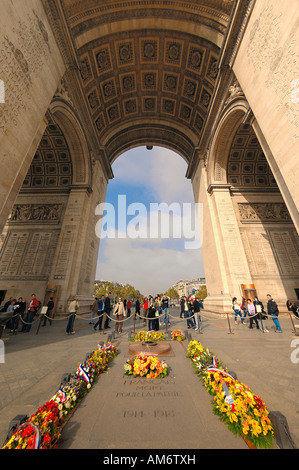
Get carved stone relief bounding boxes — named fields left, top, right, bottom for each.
left=9, top=204, right=63, bottom=223
left=238, top=202, right=291, bottom=223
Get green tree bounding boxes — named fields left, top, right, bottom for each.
left=164, top=287, right=179, bottom=299
left=195, top=285, right=207, bottom=300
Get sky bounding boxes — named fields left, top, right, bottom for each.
left=95, top=146, right=205, bottom=295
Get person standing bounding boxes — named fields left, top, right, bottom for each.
left=184, top=296, right=194, bottom=329
left=66, top=296, right=79, bottom=334
left=192, top=297, right=201, bottom=331
left=93, top=295, right=105, bottom=330
left=12, top=297, right=26, bottom=332
left=113, top=297, right=126, bottom=334
left=241, top=297, right=248, bottom=321
left=22, top=294, right=39, bottom=333
left=154, top=296, right=160, bottom=331
left=7, top=299, right=17, bottom=333
left=253, top=296, right=269, bottom=332
left=135, top=298, right=141, bottom=319
left=90, top=297, right=98, bottom=325
left=267, top=294, right=282, bottom=332
left=147, top=299, right=156, bottom=331
left=232, top=297, right=245, bottom=325
left=286, top=299, right=299, bottom=319
left=104, top=293, right=112, bottom=329
left=0, top=297, right=13, bottom=312
left=162, top=295, right=170, bottom=326
left=43, top=297, right=54, bottom=326
left=247, top=298, right=259, bottom=329
left=143, top=297, right=148, bottom=325
left=180, top=297, right=184, bottom=318
left=126, top=299, right=132, bottom=317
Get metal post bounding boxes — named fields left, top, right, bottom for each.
left=258, top=311, right=264, bottom=333
left=288, top=311, right=299, bottom=335
left=36, top=314, right=43, bottom=335
left=133, top=310, right=136, bottom=335
left=102, top=311, right=106, bottom=335
left=226, top=312, right=234, bottom=334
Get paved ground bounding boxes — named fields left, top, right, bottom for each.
left=0, top=307, right=298, bottom=450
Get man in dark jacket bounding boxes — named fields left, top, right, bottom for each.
left=192, top=297, right=201, bottom=331
left=94, top=295, right=105, bottom=330
left=104, top=292, right=112, bottom=329
left=135, top=298, right=140, bottom=319
left=180, top=298, right=184, bottom=318
left=267, top=294, right=282, bottom=332
left=43, top=297, right=54, bottom=326
left=162, top=295, right=170, bottom=326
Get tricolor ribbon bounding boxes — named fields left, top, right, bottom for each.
left=222, top=382, right=235, bottom=410
left=78, top=363, right=90, bottom=382
left=211, top=355, right=218, bottom=367
left=56, top=388, right=68, bottom=403
left=16, top=423, right=41, bottom=449
left=98, top=344, right=113, bottom=351
left=206, top=366, right=235, bottom=381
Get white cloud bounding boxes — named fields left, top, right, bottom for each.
left=112, top=147, right=193, bottom=203
left=96, top=146, right=205, bottom=292
left=96, top=234, right=203, bottom=295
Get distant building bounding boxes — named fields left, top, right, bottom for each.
left=172, top=278, right=206, bottom=297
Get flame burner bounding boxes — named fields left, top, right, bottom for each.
left=128, top=341, right=172, bottom=356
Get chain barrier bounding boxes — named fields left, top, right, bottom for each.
left=2, top=306, right=297, bottom=336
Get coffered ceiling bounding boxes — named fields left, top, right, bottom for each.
left=60, top=0, right=234, bottom=163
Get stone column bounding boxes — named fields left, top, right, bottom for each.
left=0, top=0, right=65, bottom=232
left=49, top=161, right=108, bottom=314
left=233, top=0, right=299, bottom=232
left=192, top=160, right=253, bottom=313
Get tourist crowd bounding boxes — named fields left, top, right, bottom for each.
left=231, top=294, right=299, bottom=333
left=1, top=289, right=299, bottom=337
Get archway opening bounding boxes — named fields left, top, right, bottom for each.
left=96, top=145, right=205, bottom=297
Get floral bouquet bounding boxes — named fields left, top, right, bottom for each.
left=186, top=340, right=274, bottom=449
left=28, top=401, right=61, bottom=449
left=2, top=342, right=118, bottom=449
left=171, top=329, right=185, bottom=341
left=3, top=422, right=41, bottom=449
left=96, top=342, right=118, bottom=362
left=4, top=401, right=62, bottom=449
left=130, top=330, right=165, bottom=342
left=204, top=371, right=274, bottom=449
left=187, top=340, right=225, bottom=377
left=124, top=354, right=168, bottom=379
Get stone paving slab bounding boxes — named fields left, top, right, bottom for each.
left=0, top=309, right=298, bottom=449
left=59, top=340, right=246, bottom=449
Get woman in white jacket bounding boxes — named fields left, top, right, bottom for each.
left=113, top=297, right=126, bottom=333
left=66, top=296, right=79, bottom=334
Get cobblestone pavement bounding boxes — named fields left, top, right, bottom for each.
left=0, top=308, right=298, bottom=449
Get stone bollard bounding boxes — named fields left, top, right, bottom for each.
left=269, top=411, right=297, bottom=449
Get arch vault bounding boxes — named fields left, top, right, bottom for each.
left=0, top=0, right=298, bottom=313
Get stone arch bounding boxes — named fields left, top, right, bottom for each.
left=105, top=122, right=197, bottom=165
left=49, top=99, right=92, bottom=187
left=207, top=99, right=250, bottom=185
